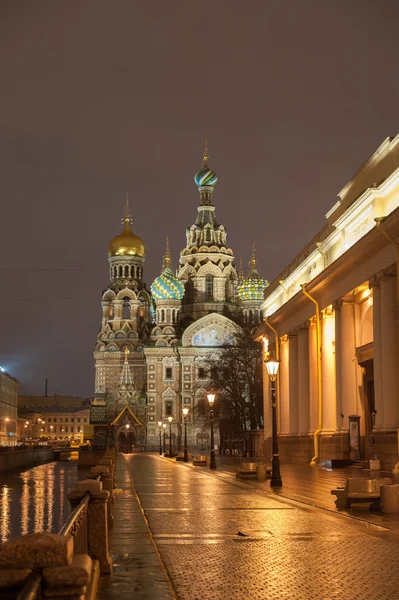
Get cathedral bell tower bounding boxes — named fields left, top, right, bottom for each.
left=93, top=196, right=150, bottom=397
left=178, top=141, right=238, bottom=321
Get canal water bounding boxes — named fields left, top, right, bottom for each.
left=0, top=461, right=81, bottom=543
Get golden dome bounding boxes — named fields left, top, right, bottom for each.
left=108, top=217, right=145, bottom=258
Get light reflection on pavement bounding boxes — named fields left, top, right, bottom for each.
left=125, top=454, right=399, bottom=600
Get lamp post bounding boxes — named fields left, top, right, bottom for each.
left=168, top=416, right=173, bottom=458
left=162, top=423, right=166, bottom=453
left=182, top=407, right=189, bottom=462
left=264, top=357, right=282, bottom=487
left=207, top=393, right=217, bottom=469
left=158, top=420, right=163, bottom=455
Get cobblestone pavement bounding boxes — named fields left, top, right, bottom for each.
left=124, top=454, right=399, bottom=600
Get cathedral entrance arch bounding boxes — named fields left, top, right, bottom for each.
left=116, top=426, right=136, bottom=453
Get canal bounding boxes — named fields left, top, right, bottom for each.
left=0, top=460, right=81, bottom=543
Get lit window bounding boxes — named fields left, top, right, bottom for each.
left=205, top=274, right=213, bottom=300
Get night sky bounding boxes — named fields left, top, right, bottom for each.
left=1, top=1, right=399, bottom=397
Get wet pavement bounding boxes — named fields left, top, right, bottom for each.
left=100, top=454, right=399, bottom=600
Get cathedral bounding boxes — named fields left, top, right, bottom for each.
left=90, top=144, right=268, bottom=452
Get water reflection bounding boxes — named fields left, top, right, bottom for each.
left=0, top=461, right=80, bottom=542
left=0, top=485, right=10, bottom=542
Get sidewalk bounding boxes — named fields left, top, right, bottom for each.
left=104, top=453, right=399, bottom=600
left=206, top=455, right=399, bottom=530
left=97, top=455, right=175, bottom=600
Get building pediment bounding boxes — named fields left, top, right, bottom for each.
left=182, top=313, right=242, bottom=347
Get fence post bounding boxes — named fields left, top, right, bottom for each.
left=87, top=491, right=112, bottom=574
left=91, top=465, right=113, bottom=527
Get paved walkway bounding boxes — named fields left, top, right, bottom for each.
left=97, top=455, right=174, bottom=600
left=100, top=454, right=399, bottom=600
left=213, top=456, right=399, bottom=530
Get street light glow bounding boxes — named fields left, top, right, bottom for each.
left=158, top=420, right=163, bottom=428
left=207, top=393, right=215, bottom=406
left=182, top=407, right=189, bottom=416
left=168, top=416, right=173, bottom=423
left=265, top=359, right=280, bottom=381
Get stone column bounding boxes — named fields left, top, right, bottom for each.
left=263, top=361, right=272, bottom=439
left=308, top=317, right=318, bottom=433
left=321, top=308, right=337, bottom=433
left=279, top=336, right=290, bottom=434
left=380, top=274, right=399, bottom=430
left=288, top=333, right=299, bottom=434
left=340, top=300, right=359, bottom=428
left=333, top=300, right=343, bottom=429
left=113, top=299, right=123, bottom=321
left=214, top=277, right=226, bottom=302
left=101, top=302, right=109, bottom=328
left=298, top=326, right=310, bottom=434
left=130, top=299, right=140, bottom=331
left=371, top=276, right=384, bottom=428
left=88, top=491, right=112, bottom=574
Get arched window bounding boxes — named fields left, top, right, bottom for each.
left=186, top=278, right=194, bottom=303
left=122, top=298, right=130, bottom=320
left=161, top=309, right=165, bottom=322
left=124, top=265, right=129, bottom=277
left=205, top=274, right=213, bottom=301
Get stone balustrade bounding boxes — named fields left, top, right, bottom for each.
left=0, top=447, right=118, bottom=598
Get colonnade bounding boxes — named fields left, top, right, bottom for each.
left=264, top=268, right=399, bottom=462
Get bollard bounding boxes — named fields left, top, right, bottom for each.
left=87, top=491, right=112, bottom=574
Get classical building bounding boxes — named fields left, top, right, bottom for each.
left=90, top=145, right=268, bottom=452
left=256, top=135, right=399, bottom=470
left=0, top=369, right=18, bottom=446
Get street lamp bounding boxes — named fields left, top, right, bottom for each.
left=182, top=407, right=189, bottom=462
left=158, top=420, right=163, bottom=455
left=207, top=393, right=217, bottom=470
left=265, top=357, right=282, bottom=487
left=168, top=416, right=173, bottom=457
left=162, top=423, right=167, bottom=454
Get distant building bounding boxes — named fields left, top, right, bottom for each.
left=18, top=395, right=90, bottom=443
left=90, top=144, right=268, bottom=452
left=18, top=407, right=90, bottom=443
left=0, top=370, right=18, bottom=446
left=256, top=135, right=399, bottom=470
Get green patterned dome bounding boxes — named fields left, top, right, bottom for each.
left=194, top=167, right=218, bottom=188
left=237, top=247, right=268, bottom=301
left=151, top=268, right=185, bottom=301
left=237, top=275, right=269, bottom=301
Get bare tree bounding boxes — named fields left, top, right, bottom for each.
left=196, top=330, right=263, bottom=436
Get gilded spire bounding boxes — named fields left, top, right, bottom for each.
left=238, top=257, right=245, bottom=282
left=202, top=137, right=209, bottom=168
left=122, top=193, right=133, bottom=226
left=164, top=237, right=171, bottom=269
left=250, top=242, right=258, bottom=272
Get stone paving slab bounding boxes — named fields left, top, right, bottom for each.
left=125, top=454, right=399, bottom=600
left=96, top=456, right=175, bottom=600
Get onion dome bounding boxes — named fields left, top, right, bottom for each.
left=194, top=167, right=218, bottom=188
left=237, top=244, right=269, bottom=301
left=108, top=195, right=145, bottom=258
left=151, top=239, right=185, bottom=301
left=194, top=139, right=218, bottom=189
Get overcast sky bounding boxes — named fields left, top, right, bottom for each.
left=1, top=1, right=398, bottom=397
